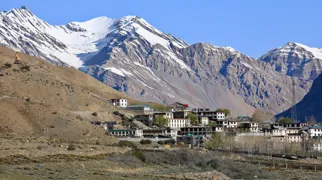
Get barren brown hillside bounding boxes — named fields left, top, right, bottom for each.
left=0, top=46, right=138, bottom=144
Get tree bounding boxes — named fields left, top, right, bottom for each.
left=140, top=139, right=152, bottom=145
left=278, top=117, right=293, bottom=125
left=206, top=132, right=224, bottom=149
left=251, top=108, right=274, bottom=124
left=152, top=104, right=171, bottom=111
left=185, top=112, right=198, bottom=125
left=153, top=115, right=168, bottom=128
left=305, top=116, right=317, bottom=125
left=209, top=121, right=217, bottom=127
left=215, top=108, right=231, bottom=117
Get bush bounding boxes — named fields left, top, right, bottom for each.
left=140, top=139, right=152, bottom=145
left=91, top=112, right=98, bottom=116
left=20, top=64, right=31, bottom=72
left=4, top=62, right=12, bottom=68
left=96, top=140, right=100, bottom=145
left=119, top=140, right=137, bottom=149
left=164, top=139, right=175, bottom=145
left=207, top=159, right=218, bottom=169
left=67, top=144, right=76, bottom=151
left=157, top=141, right=164, bottom=145
left=132, top=150, right=145, bottom=162
left=113, top=111, right=120, bottom=116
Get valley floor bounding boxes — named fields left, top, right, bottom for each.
left=1, top=137, right=322, bottom=180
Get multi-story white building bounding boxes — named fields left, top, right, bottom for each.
left=217, top=120, right=237, bottom=128
left=250, top=122, right=259, bottom=133
left=228, top=121, right=238, bottom=128
left=111, top=98, right=128, bottom=108
left=308, top=124, right=322, bottom=138
left=286, top=134, right=302, bottom=143
left=271, top=134, right=302, bottom=143
left=168, top=119, right=190, bottom=129
left=271, top=126, right=299, bottom=136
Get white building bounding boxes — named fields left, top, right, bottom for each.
left=217, top=120, right=237, bottom=128
left=109, top=128, right=143, bottom=137
left=271, top=134, right=302, bottom=143
left=215, top=112, right=225, bottom=120
left=286, top=134, right=302, bottom=143
left=164, top=112, right=174, bottom=119
left=111, top=98, right=128, bottom=108
left=215, top=127, right=224, bottom=132
left=217, top=120, right=228, bottom=127
left=168, top=119, right=190, bottom=129
left=271, top=126, right=299, bottom=136
left=250, top=122, right=259, bottom=133
left=308, top=124, right=322, bottom=138
left=201, top=117, right=209, bottom=126
left=313, top=143, right=322, bottom=151
left=228, top=121, right=238, bottom=128
left=165, top=129, right=179, bottom=138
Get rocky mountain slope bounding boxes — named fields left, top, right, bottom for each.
left=0, top=46, right=138, bottom=143
left=277, top=72, right=322, bottom=122
left=1, top=6, right=321, bottom=115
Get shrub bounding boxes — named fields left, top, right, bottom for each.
left=178, top=142, right=185, bottom=146
left=164, top=139, right=175, bottom=145
left=119, top=140, right=137, bottom=149
left=157, top=141, right=164, bottom=145
left=67, top=144, right=76, bottom=151
left=207, top=159, right=218, bottom=169
left=140, top=139, right=152, bottom=145
left=96, top=140, right=100, bottom=145
left=91, top=112, right=98, bottom=116
left=132, top=150, right=145, bottom=162
left=4, top=62, right=12, bottom=68
left=20, top=64, right=30, bottom=72
left=113, top=111, right=120, bottom=116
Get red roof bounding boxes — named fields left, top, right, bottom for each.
left=184, top=104, right=189, bottom=107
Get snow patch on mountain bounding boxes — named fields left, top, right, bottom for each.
left=294, top=42, right=322, bottom=60
left=241, top=62, right=253, bottom=69
left=104, top=67, right=125, bottom=77
left=132, top=22, right=170, bottom=50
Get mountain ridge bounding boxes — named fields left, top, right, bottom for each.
left=1, top=6, right=321, bottom=116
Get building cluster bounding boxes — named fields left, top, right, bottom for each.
left=106, top=99, right=262, bottom=147
left=264, top=123, right=322, bottom=143
left=105, top=98, right=322, bottom=148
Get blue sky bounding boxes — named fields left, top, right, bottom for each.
left=2, top=0, right=322, bottom=58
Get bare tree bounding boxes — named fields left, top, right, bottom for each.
left=251, top=108, right=274, bottom=124
left=306, top=116, right=317, bottom=125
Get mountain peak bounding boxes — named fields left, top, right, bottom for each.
left=67, top=16, right=115, bottom=33
left=280, top=42, right=322, bottom=60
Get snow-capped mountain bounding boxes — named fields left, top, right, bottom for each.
left=259, top=42, right=322, bottom=80
left=1, top=6, right=321, bottom=116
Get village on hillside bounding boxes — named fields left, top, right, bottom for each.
left=91, top=98, right=322, bottom=156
